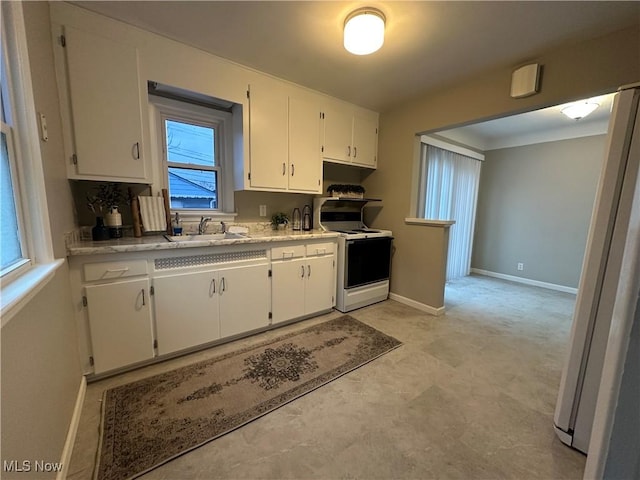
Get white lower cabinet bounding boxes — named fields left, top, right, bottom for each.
left=85, top=277, right=154, bottom=374
left=272, top=242, right=336, bottom=324
left=71, top=238, right=336, bottom=376
left=153, top=270, right=220, bottom=356
left=218, top=263, right=271, bottom=337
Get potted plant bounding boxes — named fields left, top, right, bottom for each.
left=271, top=212, right=289, bottom=230
left=326, top=184, right=366, bottom=198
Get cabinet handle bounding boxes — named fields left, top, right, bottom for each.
left=353, top=146, right=357, bottom=158
left=291, top=163, right=295, bottom=176
left=210, top=278, right=216, bottom=296
left=347, top=146, right=351, bottom=157
left=220, top=277, right=226, bottom=293
left=307, top=265, right=311, bottom=277
left=133, top=142, right=140, bottom=160
left=141, top=288, right=146, bottom=306
left=106, top=267, right=129, bottom=275
left=282, top=162, right=286, bottom=176
left=301, top=265, right=305, bottom=278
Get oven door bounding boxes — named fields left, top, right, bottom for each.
left=344, top=237, right=392, bottom=289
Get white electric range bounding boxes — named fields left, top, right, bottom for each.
left=314, top=197, right=393, bottom=312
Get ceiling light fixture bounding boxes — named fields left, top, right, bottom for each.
left=561, top=100, right=600, bottom=120
left=343, top=7, right=385, bottom=55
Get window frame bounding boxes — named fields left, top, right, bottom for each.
left=1, top=1, right=62, bottom=326
left=150, top=95, right=235, bottom=218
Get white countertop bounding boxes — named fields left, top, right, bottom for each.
left=66, top=230, right=339, bottom=256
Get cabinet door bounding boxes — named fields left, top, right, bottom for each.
left=352, top=112, right=378, bottom=168
left=85, top=278, right=154, bottom=374
left=272, top=258, right=306, bottom=324
left=64, top=26, right=145, bottom=180
left=304, top=255, right=336, bottom=315
left=153, top=271, right=220, bottom=355
left=219, top=263, right=270, bottom=337
left=248, top=81, right=288, bottom=189
left=322, top=103, right=353, bottom=163
left=288, top=96, right=322, bottom=193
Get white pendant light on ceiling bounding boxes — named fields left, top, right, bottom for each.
left=344, top=7, right=385, bottom=55
left=561, top=100, right=600, bottom=120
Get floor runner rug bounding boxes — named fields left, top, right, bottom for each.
left=95, top=315, right=402, bottom=480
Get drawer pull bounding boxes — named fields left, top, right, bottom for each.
left=210, top=278, right=216, bottom=296
left=106, top=267, right=130, bottom=275
left=220, top=277, right=226, bottom=293
left=307, top=265, right=311, bottom=277
left=316, top=248, right=326, bottom=254
left=301, top=265, right=305, bottom=278
left=141, top=288, right=146, bottom=306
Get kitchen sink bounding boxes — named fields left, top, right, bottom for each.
left=164, top=232, right=248, bottom=242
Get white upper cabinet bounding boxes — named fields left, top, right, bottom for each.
left=352, top=111, right=378, bottom=168
left=322, top=103, right=353, bottom=163
left=288, top=95, right=322, bottom=192
left=247, top=79, right=289, bottom=190
left=60, top=26, right=147, bottom=181
left=246, top=80, right=322, bottom=193
left=321, top=102, right=378, bottom=169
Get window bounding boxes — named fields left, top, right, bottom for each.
left=418, top=136, right=483, bottom=281
left=150, top=89, right=235, bottom=216
left=1, top=13, right=29, bottom=279
left=1, top=1, right=60, bottom=324
left=164, top=117, right=220, bottom=210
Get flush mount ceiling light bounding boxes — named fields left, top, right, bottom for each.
left=561, top=100, right=600, bottom=120
left=344, top=7, right=385, bottom=55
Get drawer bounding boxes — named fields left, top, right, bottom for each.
left=271, top=244, right=306, bottom=260
left=306, top=242, right=335, bottom=256
left=83, top=259, right=148, bottom=282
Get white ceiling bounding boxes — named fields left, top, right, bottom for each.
left=70, top=2, right=637, bottom=145
left=72, top=1, right=639, bottom=113
left=436, top=93, right=616, bottom=151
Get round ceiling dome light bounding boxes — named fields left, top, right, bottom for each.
left=561, top=101, right=600, bottom=120
left=344, top=7, right=386, bottom=55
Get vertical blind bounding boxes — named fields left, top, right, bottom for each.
left=419, top=142, right=482, bottom=281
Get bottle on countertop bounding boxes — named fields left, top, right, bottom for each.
left=292, top=207, right=301, bottom=231
left=172, top=212, right=183, bottom=236
left=105, top=206, right=123, bottom=238
left=302, top=205, right=312, bottom=231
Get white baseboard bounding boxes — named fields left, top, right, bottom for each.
left=58, top=376, right=86, bottom=480
left=470, top=268, right=578, bottom=294
left=388, top=293, right=446, bottom=316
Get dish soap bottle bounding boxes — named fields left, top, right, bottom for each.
left=172, top=212, right=183, bottom=236
left=302, top=205, right=312, bottom=231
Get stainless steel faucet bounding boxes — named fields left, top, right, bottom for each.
left=220, top=221, right=226, bottom=233
left=198, top=216, right=212, bottom=235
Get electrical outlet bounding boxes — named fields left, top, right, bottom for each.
left=259, top=205, right=267, bottom=217
left=517, top=263, right=524, bottom=271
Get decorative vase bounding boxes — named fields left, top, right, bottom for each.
left=92, top=216, right=110, bottom=241
left=105, top=206, right=123, bottom=238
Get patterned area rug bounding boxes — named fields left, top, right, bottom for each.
left=95, top=315, right=402, bottom=480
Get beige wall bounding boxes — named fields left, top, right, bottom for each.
left=1, top=3, right=83, bottom=477
left=473, top=135, right=606, bottom=288
left=365, top=26, right=640, bottom=309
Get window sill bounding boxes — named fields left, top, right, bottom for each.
left=1, top=259, right=65, bottom=328
left=405, top=218, right=456, bottom=227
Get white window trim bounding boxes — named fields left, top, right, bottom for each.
left=1, top=2, right=63, bottom=326
left=149, top=95, right=236, bottom=221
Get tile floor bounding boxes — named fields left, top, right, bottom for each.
left=68, top=274, right=586, bottom=479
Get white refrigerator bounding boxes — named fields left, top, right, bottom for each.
left=554, top=84, right=640, bottom=454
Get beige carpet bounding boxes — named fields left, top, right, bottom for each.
left=95, top=315, right=401, bottom=480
